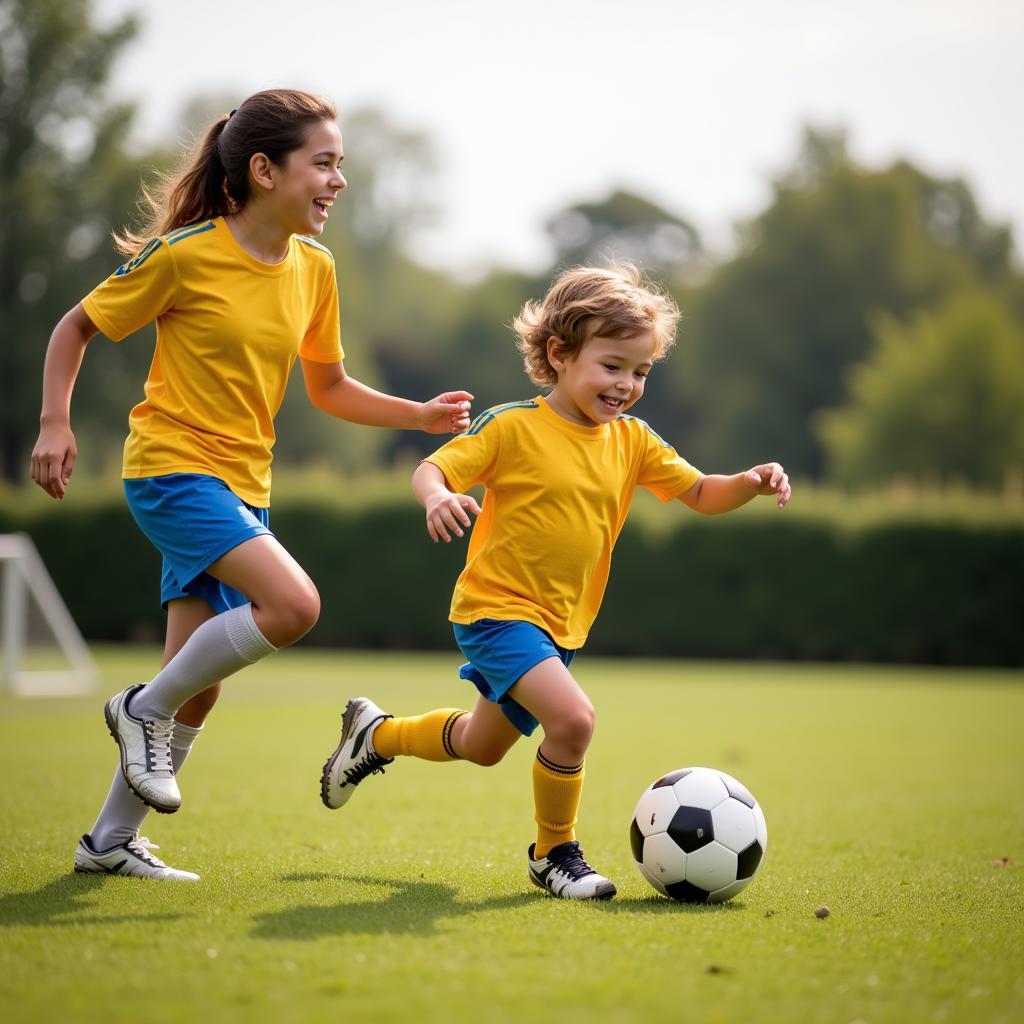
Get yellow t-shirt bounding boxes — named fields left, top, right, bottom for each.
left=424, top=396, right=702, bottom=648
left=82, top=218, right=343, bottom=507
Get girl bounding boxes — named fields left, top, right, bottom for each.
left=30, top=89, right=473, bottom=881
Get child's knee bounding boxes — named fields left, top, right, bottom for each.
left=263, top=583, right=320, bottom=645
left=294, top=585, right=321, bottom=634
left=455, top=719, right=512, bottom=767
left=568, top=694, right=596, bottom=738
left=569, top=704, right=596, bottom=744
left=549, top=702, right=595, bottom=749
left=464, top=746, right=506, bottom=767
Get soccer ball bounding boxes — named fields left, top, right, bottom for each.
left=629, top=766, right=768, bottom=903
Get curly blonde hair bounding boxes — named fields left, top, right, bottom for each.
left=512, top=263, right=680, bottom=388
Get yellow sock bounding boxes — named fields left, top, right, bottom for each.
left=532, top=750, right=585, bottom=858
left=372, top=709, right=467, bottom=762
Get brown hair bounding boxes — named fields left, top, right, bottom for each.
left=512, top=263, right=681, bottom=388
left=114, top=89, right=337, bottom=257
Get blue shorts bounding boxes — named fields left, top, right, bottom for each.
left=123, top=473, right=273, bottom=612
left=453, top=619, right=576, bottom=737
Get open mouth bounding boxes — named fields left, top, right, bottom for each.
left=599, top=395, right=625, bottom=411
left=313, top=197, right=334, bottom=218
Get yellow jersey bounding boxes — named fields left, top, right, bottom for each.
left=424, top=396, right=702, bottom=648
left=82, top=218, right=343, bottom=506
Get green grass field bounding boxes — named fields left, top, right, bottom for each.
left=1, top=649, right=1022, bottom=1024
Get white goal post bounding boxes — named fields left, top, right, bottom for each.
left=1, top=533, right=98, bottom=697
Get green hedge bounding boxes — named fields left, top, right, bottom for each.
left=1, top=498, right=1021, bottom=666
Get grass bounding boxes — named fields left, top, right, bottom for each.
left=1, top=648, right=1022, bottom=1024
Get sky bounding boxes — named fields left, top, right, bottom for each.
left=94, top=0, right=1023, bottom=276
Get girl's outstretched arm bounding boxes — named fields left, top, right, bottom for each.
left=31, top=304, right=98, bottom=499
left=678, top=462, right=791, bottom=514
left=301, top=358, right=472, bottom=434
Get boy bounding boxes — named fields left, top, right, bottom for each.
left=320, top=263, right=790, bottom=900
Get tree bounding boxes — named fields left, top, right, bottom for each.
left=335, top=106, right=441, bottom=253
left=0, top=0, right=140, bottom=483
left=817, top=292, right=1024, bottom=489
left=674, top=126, right=1023, bottom=478
left=546, top=189, right=702, bottom=279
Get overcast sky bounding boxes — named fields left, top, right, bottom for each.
left=95, top=0, right=1023, bottom=276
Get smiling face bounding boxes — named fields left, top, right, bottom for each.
left=271, top=118, right=347, bottom=235
left=545, top=329, right=658, bottom=427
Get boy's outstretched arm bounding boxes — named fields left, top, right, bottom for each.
left=412, top=461, right=481, bottom=543
left=678, top=462, right=791, bottom=514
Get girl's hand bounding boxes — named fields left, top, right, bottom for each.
left=31, top=422, right=77, bottom=499
left=424, top=490, right=481, bottom=543
left=417, top=391, right=474, bottom=434
left=743, top=462, right=791, bottom=508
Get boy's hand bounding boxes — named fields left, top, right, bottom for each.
left=743, top=462, right=791, bottom=508
left=417, top=391, right=474, bottom=434
left=31, top=423, right=77, bottom=500
left=424, top=490, right=481, bottom=543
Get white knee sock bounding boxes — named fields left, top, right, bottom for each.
left=129, top=604, right=276, bottom=721
left=90, top=721, right=205, bottom=850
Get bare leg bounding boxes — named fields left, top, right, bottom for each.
left=448, top=694, right=524, bottom=766
left=508, top=657, right=595, bottom=765
left=508, top=658, right=596, bottom=864
left=206, top=534, right=320, bottom=648
left=129, top=535, right=316, bottom=721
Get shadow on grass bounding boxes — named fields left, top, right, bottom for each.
left=0, top=873, right=186, bottom=928
left=250, top=873, right=534, bottom=940
left=590, top=895, right=748, bottom=915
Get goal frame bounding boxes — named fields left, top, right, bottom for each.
left=1, top=533, right=98, bottom=697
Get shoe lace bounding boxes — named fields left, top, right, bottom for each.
left=342, top=752, right=389, bottom=786
left=126, top=835, right=166, bottom=868
left=549, top=842, right=595, bottom=881
left=143, top=717, right=174, bottom=773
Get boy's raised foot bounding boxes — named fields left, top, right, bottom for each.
left=74, top=833, right=199, bottom=881
left=104, top=684, right=180, bottom=813
left=320, top=697, right=393, bottom=809
left=528, top=840, right=617, bottom=900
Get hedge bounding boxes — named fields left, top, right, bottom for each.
left=1, top=498, right=1021, bottom=666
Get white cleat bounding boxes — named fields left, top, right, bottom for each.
left=104, top=684, right=180, bottom=814
left=528, top=841, right=617, bottom=900
left=74, top=833, right=199, bottom=881
left=320, top=697, right=393, bottom=809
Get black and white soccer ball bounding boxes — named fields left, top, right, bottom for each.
left=630, top=766, right=768, bottom=903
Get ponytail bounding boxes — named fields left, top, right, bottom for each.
left=113, top=89, right=337, bottom=258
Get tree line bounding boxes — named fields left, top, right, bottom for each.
left=3, top=0, right=1023, bottom=491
